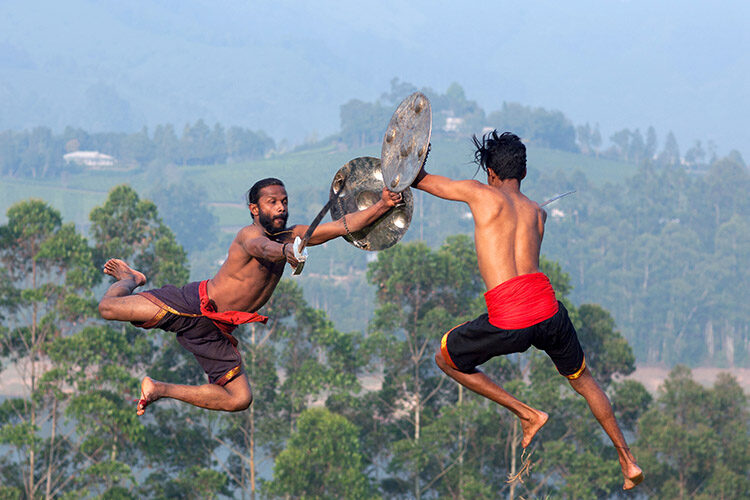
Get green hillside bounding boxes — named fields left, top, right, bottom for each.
left=0, top=138, right=636, bottom=332
left=0, top=138, right=634, bottom=227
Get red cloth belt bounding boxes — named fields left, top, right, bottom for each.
left=484, top=272, right=558, bottom=329
left=199, top=280, right=269, bottom=336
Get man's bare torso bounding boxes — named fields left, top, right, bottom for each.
left=206, top=224, right=298, bottom=313
left=470, top=183, right=545, bottom=291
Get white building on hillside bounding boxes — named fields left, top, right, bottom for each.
left=63, top=151, right=116, bottom=168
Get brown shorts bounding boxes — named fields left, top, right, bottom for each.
left=133, top=281, right=243, bottom=386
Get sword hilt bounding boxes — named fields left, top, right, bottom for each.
left=291, top=236, right=308, bottom=275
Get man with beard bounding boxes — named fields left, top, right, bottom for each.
left=98, top=177, right=402, bottom=415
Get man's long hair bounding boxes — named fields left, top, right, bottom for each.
left=472, top=130, right=526, bottom=181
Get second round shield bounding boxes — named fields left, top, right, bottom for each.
left=381, top=91, right=432, bottom=193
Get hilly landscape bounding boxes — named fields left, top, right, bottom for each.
left=2, top=3, right=750, bottom=496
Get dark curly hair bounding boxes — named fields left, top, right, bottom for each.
left=246, top=178, right=285, bottom=206
left=472, top=130, right=526, bottom=182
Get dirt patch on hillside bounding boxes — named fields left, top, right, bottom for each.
left=625, top=366, right=750, bottom=395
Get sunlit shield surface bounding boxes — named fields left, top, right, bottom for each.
left=381, top=92, right=432, bottom=193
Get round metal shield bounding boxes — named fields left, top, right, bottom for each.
left=381, top=91, right=432, bottom=193
left=329, top=156, right=413, bottom=251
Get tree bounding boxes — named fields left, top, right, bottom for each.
left=148, top=181, right=220, bottom=253
left=645, top=126, right=658, bottom=161
left=609, top=128, right=631, bottom=161
left=684, top=139, right=706, bottom=167
left=575, top=304, right=635, bottom=386
left=381, top=77, right=418, bottom=106
left=88, top=186, right=219, bottom=498
left=658, top=131, right=680, bottom=166
left=42, top=324, right=149, bottom=497
left=266, top=408, right=375, bottom=499
left=89, top=184, right=189, bottom=287
left=487, top=103, right=577, bottom=151
left=180, top=119, right=212, bottom=166
left=590, top=123, right=603, bottom=156
left=635, top=366, right=750, bottom=499
left=576, top=123, right=592, bottom=154
left=121, top=126, right=156, bottom=165
left=339, top=99, right=391, bottom=148
left=363, top=237, right=489, bottom=498
left=225, top=126, right=275, bottom=162
left=153, top=124, right=180, bottom=164
left=0, top=200, right=100, bottom=498
left=212, top=279, right=367, bottom=499
left=628, top=129, right=646, bottom=164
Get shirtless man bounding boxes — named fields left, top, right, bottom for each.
left=411, top=131, right=643, bottom=490
left=98, top=177, right=402, bottom=416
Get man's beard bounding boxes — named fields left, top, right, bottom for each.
left=258, top=210, right=288, bottom=234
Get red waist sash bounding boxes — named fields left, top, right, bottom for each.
left=484, top=272, right=558, bottom=329
left=199, top=280, right=269, bottom=336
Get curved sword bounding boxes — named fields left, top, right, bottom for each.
left=540, top=190, right=576, bottom=207
left=292, top=175, right=349, bottom=276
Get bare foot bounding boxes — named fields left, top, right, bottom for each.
left=520, top=410, right=549, bottom=448
left=104, top=259, right=146, bottom=287
left=621, top=461, right=644, bottom=490
left=136, top=376, right=161, bottom=416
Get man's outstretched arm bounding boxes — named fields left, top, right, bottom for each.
left=411, top=167, right=484, bottom=204
left=304, top=188, right=402, bottom=245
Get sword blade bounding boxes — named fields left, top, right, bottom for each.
left=300, top=174, right=350, bottom=250
left=299, top=197, right=334, bottom=251
left=293, top=175, right=349, bottom=276
left=540, top=190, right=576, bottom=207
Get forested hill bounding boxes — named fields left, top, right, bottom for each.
left=3, top=187, right=748, bottom=498
left=2, top=81, right=749, bottom=367
left=1, top=116, right=748, bottom=368
left=2, top=108, right=749, bottom=498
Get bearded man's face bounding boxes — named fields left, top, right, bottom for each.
left=252, top=185, right=288, bottom=233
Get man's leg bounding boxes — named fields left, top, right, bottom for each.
left=567, top=368, right=643, bottom=490
left=137, top=374, right=252, bottom=415
left=435, top=351, right=548, bottom=448
left=98, top=259, right=159, bottom=323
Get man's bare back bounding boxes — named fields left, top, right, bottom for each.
left=412, top=130, right=642, bottom=490
left=465, top=180, right=546, bottom=290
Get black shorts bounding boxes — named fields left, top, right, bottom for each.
left=133, top=282, right=244, bottom=386
left=441, top=301, right=586, bottom=379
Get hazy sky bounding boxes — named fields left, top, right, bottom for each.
left=1, top=0, right=747, bottom=156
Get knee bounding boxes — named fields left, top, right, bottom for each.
left=98, top=298, right=116, bottom=320
left=230, top=391, right=253, bottom=412
left=435, top=350, right=447, bottom=370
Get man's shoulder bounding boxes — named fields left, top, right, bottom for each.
left=454, top=179, right=494, bottom=203
left=473, top=183, right=508, bottom=204
left=237, top=224, right=263, bottom=238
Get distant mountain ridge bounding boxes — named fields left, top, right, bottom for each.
left=0, top=0, right=748, bottom=156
